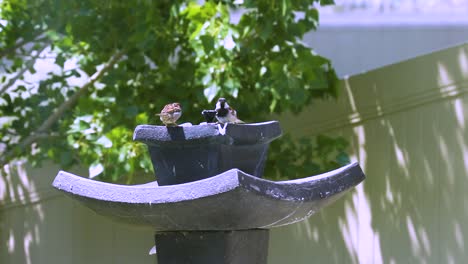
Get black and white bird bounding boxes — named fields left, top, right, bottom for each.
left=215, top=98, right=244, bottom=124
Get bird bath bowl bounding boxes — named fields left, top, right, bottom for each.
left=133, top=121, right=282, bottom=185
left=52, top=121, right=365, bottom=263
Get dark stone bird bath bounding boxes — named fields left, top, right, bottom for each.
left=133, top=121, right=282, bottom=185
left=52, top=121, right=365, bottom=264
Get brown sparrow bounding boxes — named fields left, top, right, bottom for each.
left=156, top=102, right=182, bottom=126
left=215, top=98, right=244, bottom=124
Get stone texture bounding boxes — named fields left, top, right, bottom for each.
left=133, top=121, right=282, bottom=185
left=52, top=162, right=365, bottom=231
left=155, top=230, right=269, bottom=264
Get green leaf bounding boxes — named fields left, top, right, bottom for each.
left=269, top=61, right=283, bottom=75
left=28, top=65, right=37, bottom=74
left=336, top=152, right=350, bottom=165
left=89, top=162, right=104, bottom=178
left=320, top=0, right=335, bottom=6
left=258, top=21, right=273, bottom=41
left=71, top=69, right=82, bottom=77
left=306, top=8, right=319, bottom=22
left=125, top=106, right=139, bottom=118
left=96, top=135, right=113, bottom=148
left=200, top=35, right=215, bottom=54
left=60, top=151, right=73, bottom=167
left=269, top=98, right=277, bottom=112
left=136, top=112, right=148, bottom=124
left=281, top=0, right=288, bottom=16
left=78, top=120, right=90, bottom=131
left=203, top=83, right=219, bottom=102
left=0, top=116, right=18, bottom=127
left=55, top=54, right=66, bottom=68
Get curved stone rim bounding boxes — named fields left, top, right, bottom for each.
left=52, top=162, right=365, bottom=231
left=133, top=120, right=282, bottom=146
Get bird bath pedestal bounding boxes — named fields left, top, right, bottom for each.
left=52, top=121, right=365, bottom=263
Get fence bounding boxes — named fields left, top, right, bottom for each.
left=2, top=43, right=468, bottom=263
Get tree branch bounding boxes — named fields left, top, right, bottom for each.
left=0, top=45, right=49, bottom=96
left=0, top=32, right=47, bottom=58
left=0, top=50, right=126, bottom=167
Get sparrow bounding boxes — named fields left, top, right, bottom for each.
left=215, top=98, right=244, bottom=124
left=156, top=102, right=182, bottom=126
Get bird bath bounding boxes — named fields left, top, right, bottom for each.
left=52, top=121, right=365, bottom=263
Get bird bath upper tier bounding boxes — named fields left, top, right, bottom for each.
left=132, top=121, right=282, bottom=185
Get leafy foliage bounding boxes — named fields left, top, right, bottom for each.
left=265, top=134, right=350, bottom=180
left=0, top=0, right=347, bottom=182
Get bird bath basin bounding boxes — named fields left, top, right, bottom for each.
left=133, top=121, right=282, bottom=185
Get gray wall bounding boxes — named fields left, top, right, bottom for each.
left=273, top=42, right=468, bottom=263
left=306, top=14, right=468, bottom=77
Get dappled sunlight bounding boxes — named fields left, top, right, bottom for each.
left=437, top=137, right=455, bottom=185
left=384, top=177, right=395, bottom=205
left=344, top=78, right=362, bottom=125
left=459, top=139, right=468, bottom=176
left=386, top=120, right=410, bottom=178
left=406, top=216, right=420, bottom=256
left=17, top=164, right=32, bottom=195
left=23, top=231, right=33, bottom=264
left=7, top=230, right=15, bottom=253
left=453, top=102, right=468, bottom=174
left=353, top=126, right=367, bottom=169
left=0, top=171, right=6, bottom=200
left=437, top=62, right=454, bottom=88
left=340, top=184, right=383, bottom=264
left=344, top=78, right=358, bottom=112
left=269, top=43, right=468, bottom=264
left=457, top=49, right=468, bottom=78
left=0, top=162, right=46, bottom=263
left=422, top=159, right=435, bottom=186
left=269, top=46, right=468, bottom=263
left=299, top=217, right=314, bottom=241
left=290, top=220, right=321, bottom=243
left=453, top=98, right=466, bottom=130
left=339, top=201, right=358, bottom=262
left=419, top=228, right=431, bottom=257
left=1, top=162, right=159, bottom=263
left=296, top=44, right=468, bottom=264
left=406, top=215, right=431, bottom=261
left=393, top=143, right=408, bottom=175
left=454, top=222, right=465, bottom=250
